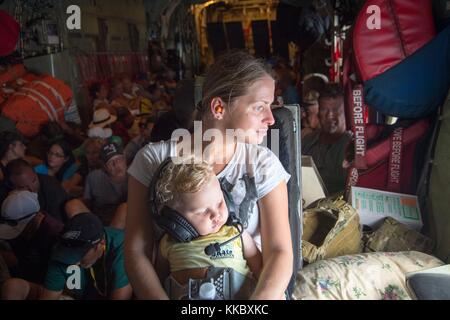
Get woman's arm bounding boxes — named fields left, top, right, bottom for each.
left=251, top=181, right=293, bottom=300
left=124, top=176, right=169, bottom=299
left=241, top=230, right=262, bottom=279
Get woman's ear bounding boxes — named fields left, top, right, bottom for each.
left=210, top=97, right=225, bottom=120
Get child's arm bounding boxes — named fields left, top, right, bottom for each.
left=241, top=231, right=263, bottom=279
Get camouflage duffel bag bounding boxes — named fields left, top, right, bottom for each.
left=302, top=197, right=362, bottom=263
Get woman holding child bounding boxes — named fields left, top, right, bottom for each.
left=125, top=51, right=293, bottom=299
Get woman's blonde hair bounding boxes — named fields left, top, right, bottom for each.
left=155, top=158, right=214, bottom=206
left=199, top=50, right=273, bottom=119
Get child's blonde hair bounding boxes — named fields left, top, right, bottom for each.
left=156, top=158, right=214, bottom=206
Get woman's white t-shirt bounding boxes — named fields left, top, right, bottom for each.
left=128, top=140, right=290, bottom=249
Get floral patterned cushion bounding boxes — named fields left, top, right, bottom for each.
left=293, top=251, right=443, bottom=300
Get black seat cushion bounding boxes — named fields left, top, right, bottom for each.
left=267, top=107, right=302, bottom=297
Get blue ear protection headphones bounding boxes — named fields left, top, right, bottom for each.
left=148, top=157, right=243, bottom=255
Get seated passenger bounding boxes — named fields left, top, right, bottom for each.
left=3, top=212, right=132, bottom=300
left=41, top=212, right=131, bottom=300
left=4, top=159, right=70, bottom=223
left=87, top=108, right=123, bottom=148
left=76, top=138, right=105, bottom=180
left=302, top=84, right=352, bottom=195
left=83, top=142, right=127, bottom=227
left=0, top=190, right=63, bottom=284
left=154, top=158, right=262, bottom=299
left=34, top=140, right=81, bottom=194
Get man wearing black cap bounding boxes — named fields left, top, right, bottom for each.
left=83, top=142, right=128, bottom=228
left=39, top=212, right=132, bottom=300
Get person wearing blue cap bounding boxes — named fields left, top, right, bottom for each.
left=38, top=211, right=132, bottom=300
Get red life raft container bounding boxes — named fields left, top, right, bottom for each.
left=1, top=74, right=72, bottom=137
